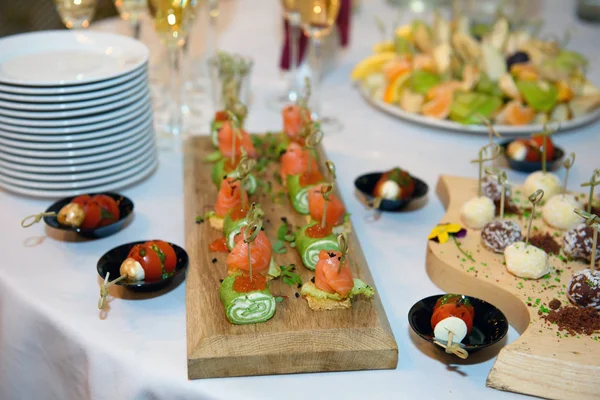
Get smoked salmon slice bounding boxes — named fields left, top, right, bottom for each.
left=315, top=250, right=354, bottom=297
left=307, top=184, right=346, bottom=227
left=218, top=121, right=257, bottom=159
left=282, top=104, right=311, bottom=142
left=227, top=227, right=272, bottom=274
left=215, top=177, right=248, bottom=218
left=280, top=142, right=318, bottom=183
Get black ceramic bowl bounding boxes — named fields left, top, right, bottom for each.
left=97, top=240, right=188, bottom=292
left=354, top=172, right=428, bottom=212
left=43, top=193, right=134, bottom=239
left=408, top=294, right=508, bottom=353
left=500, top=140, right=565, bottom=173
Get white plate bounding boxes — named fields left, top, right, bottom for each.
left=0, top=31, right=149, bottom=87
left=0, top=124, right=153, bottom=158
left=0, top=137, right=154, bottom=174
left=0, top=98, right=150, bottom=133
left=0, top=156, right=158, bottom=198
left=0, top=132, right=154, bottom=166
left=2, top=148, right=154, bottom=182
left=0, top=150, right=156, bottom=189
left=0, top=89, right=149, bottom=126
left=0, top=67, right=146, bottom=102
left=358, top=84, right=600, bottom=136
left=0, top=108, right=152, bottom=142
left=0, top=74, right=147, bottom=111
left=0, top=85, right=147, bottom=119
left=0, top=117, right=152, bottom=150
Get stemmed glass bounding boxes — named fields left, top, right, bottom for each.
left=113, top=0, right=147, bottom=39
left=54, top=0, right=97, bottom=29
left=267, top=0, right=301, bottom=109
left=148, top=0, right=196, bottom=139
left=298, top=0, right=342, bottom=132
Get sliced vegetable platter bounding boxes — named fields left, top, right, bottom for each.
left=184, top=134, right=398, bottom=379
left=352, top=14, right=600, bottom=135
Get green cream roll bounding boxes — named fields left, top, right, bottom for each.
left=210, top=120, right=223, bottom=147
left=210, top=159, right=257, bottom=195
left=286, top=174, right=320, bottom=214
left=223, top=213, right=248, bottom=250
left=219, top=274, right=276, bottom=325
left=295, top=223, right=339, bottom=270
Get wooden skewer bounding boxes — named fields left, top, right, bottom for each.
left=525, top=189, right=544, bottom=246
left=98, top=272, right=128, bottom=310
left=337, top=232, right=349, bottom=273
left=581, top=169, right=600, bottom=214
left=21, top=212, right=57, bottom=228
left=471, top=144, right=501, bottom=197
left=562, top=153, right=575, bottom=196
left=574, top=209, right=600, bottom=270
left=320, top=184, right=333, bottom=229
left=433, top=330, right=469, bottom=359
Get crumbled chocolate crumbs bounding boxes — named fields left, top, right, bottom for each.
left=549, top=299, right=561, bottom=310
left=494, top=200, right=521, bottom=216
left=542, top=305, right=600, bottom=335
left=529, top=233, right=561, bottom=255
left=211, top=258, right=217, bottom=264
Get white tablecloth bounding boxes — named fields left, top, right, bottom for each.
left=1, top=1, right=599, bottom=399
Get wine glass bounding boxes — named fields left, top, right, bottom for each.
left=54, top=0, right=97, bottom=29
left=148, top=0, right=196, bottom=139
left=298, top=0, right=342, bottom=132
left=113, top=0, right=147, bottom=39
left=267, top=0, right=301, bottom=110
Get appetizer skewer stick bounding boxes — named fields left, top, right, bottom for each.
left=471, top=144, right=501, bottom=197
left=433, top=331, right=469, bottom=359
left=98, top=272, right=127, bottom=309
left=485, top=168, right=508, bottom=219
left=581, top=169, right=600, bottom=213
left=539, top=122, right=558, bottom=174
left=21, top=212, right=59, bottom=228
left=525, top=189, right=544, bottom=245
left=231, top=151, right=256, bottom=212
left=320, top=184, right=334, bottom=230
left=242, top=214, right=263, bottom=282
left=303, top=126, right=324, bottom=176
left=573, top=209, right=600, bottom=270
left=562, top=153, right=576, bottom=196
left=337, top=232, right=349, bottom=273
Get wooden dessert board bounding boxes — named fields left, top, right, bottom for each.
left=184, top=136, right=398, bottom=379
left=428, top=175, right=600, bottom=400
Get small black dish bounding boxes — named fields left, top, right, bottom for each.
left=97, top=240, right=188, bottom=292
left=43, top=192, right=134, bottom=239
left=500, top=140, right=565, bottom=173
left=408, top=294, right=508, bottom=354
left=354, top=172, right=428, bottom=212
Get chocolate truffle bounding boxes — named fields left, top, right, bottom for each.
left=563, top=224, right=600, bottom=263
left=481, top=220, right=522, bottom=253
left=504, top=241, right=550, bottom=279
left=460, top=196, right=495, bottom=230
left=542, top=194, right=583, bottom=230
left=482, top=175, right=512, bottom=202
left=567, top=269, right=600, bottom=310
left=524, top=171, right=562, bottom=202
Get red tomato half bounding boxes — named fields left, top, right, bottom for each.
left=431, top=303, right=474, bottom=334
left=146, top=240, right=177, bottom=273
left=92, top=194, right=120, bottom=227
left=529, top=135, right=555, bottom=161
left=80, top=200, right=102, bottom=230
left=128, top=244, right=163, bottom=281
left=71, top=194, right=91, bottom=206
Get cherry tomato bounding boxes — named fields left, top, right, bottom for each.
left=529, top=135, right=555, bottom=161
left=128, top=244, right=163, bottom=281
left=214, top=110, right=229, bottom=122
left=434, top=294, right=475, bottom=319
left=80, top=200, right=102, bottom=230
left=71, top=194, right=91, bottom=206
left=373, top=168, right=415, bottom=200
left=147, top=240, right=177, bottom=272
left=431, top=303, right=474, bottom=334
left=92, top=194, right=120, bottom=227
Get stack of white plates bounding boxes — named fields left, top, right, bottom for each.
left=0, top=30, right=157, bottom=198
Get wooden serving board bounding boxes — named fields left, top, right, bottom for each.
left=184, top=136, right=398, bottom=379
left=428, top=175, right=600, bottom=400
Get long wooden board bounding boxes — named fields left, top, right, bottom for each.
left=428, top=175, right=600, bottom=400
left=184, top=136, right=398, bottom=379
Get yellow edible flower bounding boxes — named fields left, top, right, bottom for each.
left=428, top=223, right=463, bottom=244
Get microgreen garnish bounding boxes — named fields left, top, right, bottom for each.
left=280, top=265, right=302, bottom=286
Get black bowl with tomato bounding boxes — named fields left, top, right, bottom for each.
left=501, top=136, right=564, bottom=173
left=97, top=240, right=188, bottom=292
left=44, top=193, right=134, bottom=238
left=354, top=169, right=428, bottom=212
left=408, top=294, right=508, bottom=353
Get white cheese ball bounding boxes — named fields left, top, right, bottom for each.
left=542, top=194, right=583, bottom=230
left=57, top=202, right=85, bottom=227
left=120, top=258, right=145, bottom=282
left=433, top=316, right=468, bottom=343
left=523, top=171, right=562, bottom=202
left=460, top=196, right=495, bottom=230
left=504, top=241, right=550, bottom=279
left=378, top=180, right=400, bottom=200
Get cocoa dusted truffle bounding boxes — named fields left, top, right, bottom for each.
left=567, top=269, right=600, bottom=310
left=481, top=220, right=522, bottom=253
left=482, top=175, right=512, bottom=202
left=563, top=224, right=600, bottom=263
